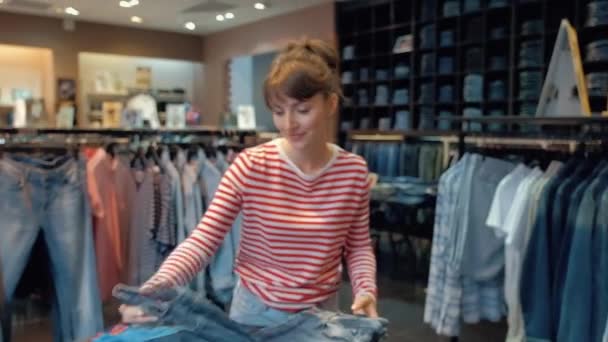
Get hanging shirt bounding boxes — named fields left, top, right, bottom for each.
left=141, top=139, right=377, bottom=311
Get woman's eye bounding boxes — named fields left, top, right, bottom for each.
left=297, top=108, right=310, bottom=114
left=273, top=111, right=284, bottom=116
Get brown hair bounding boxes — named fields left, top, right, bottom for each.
left=264, top=38, right=342, bottom=108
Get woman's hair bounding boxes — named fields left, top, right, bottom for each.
left=264, top=38, right=342, bottom=108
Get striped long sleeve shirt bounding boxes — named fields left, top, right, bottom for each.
left=142, top=139, right=377, bottom=310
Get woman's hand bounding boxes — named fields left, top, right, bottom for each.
left=119, top=304, right=158, bottom=324
left=351, top=294, right=378, bottom=318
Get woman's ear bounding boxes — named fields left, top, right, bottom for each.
left=328, top=93, right=339, bottom=116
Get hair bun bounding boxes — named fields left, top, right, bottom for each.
left=284, top=38, right=339, bottom=73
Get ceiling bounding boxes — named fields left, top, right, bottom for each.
left=0, top=0, right=334, bottom=35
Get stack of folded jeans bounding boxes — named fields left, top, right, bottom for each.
left=519, top=102, right=537, bottom=116
left=462, top=107, right=483, bottom=132
left=360, top=68, right=369, bottom=81
left=443, top=0, right=460, bottom=17
left=440, top=30, right=455, bottom=47
left=340, top=121, right=353, bottom=132
left=375, top=69, right=389, bottom=81
left=393, top=88, right=409, bottom=105
left=464, top=74, right=484, bottom=102
left=586, top=72, right=608, bottom=97
left=488, top=109, right=506, bottom=132
left=586, top=1, right=608, bottom=27
left=371, top=176, right=438, bottom=207
left=518, top=71, right=543, bottom=100
left=586, top=40, right=608, bottom=62
left=358, top=89, right=369, bottom=105
left=438, top=85, right=454, bottom=102
left=420, top=0, right=437, bottom=21
left=439, top=56, right=454, bottom=74
left=419, top=106, right=435, bottom=130
left=519, top=40, right=543, bottom=67
left=343, top=45, right=355, bottom=60
left=360, top=117, right=371, bottom=129
left=466, top=47, right=483, bottom=72
left=489, top=80, right=507, bottom=100
left=375, top=85, right=390, bottom=105
left=491, top=26, right=508, bottom=39
left=521, top=20, right=544, bottom=35
left=466, top=17, right=483, bottom=42
left=488, top=0, right=509, bottom=8
left=393, top=110, right=411, bottom=130
left=418, top=83, right=434, bottom=104
left=378, top=117, right=392, bottom=131
left=341, top=71, right=353, bottom=84
left=490, top=56, right=507, bottom=70
left=438, top=110, right=453, bottom=130
left=421, top=53, right=436, bottom=75
left=394, top=63, right=410, bottom=79
left=463, top=0, right=481, bottom=12
left=420, top=25, right=436, bottom=49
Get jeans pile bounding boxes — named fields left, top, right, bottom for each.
left=586, top=1, right=608, bottom=27
left=521, top=20, right=544, bottom=35
left=341, top=71, right=353, bottom=84
left=462, top=107, right=483, bottom=132
left=466, top=48, right=483, bottom=72
left=420, top=25, right=436, bottom=49
left=519, top=102, right=537, bottom=116
left=518, top=71, right=543, bottom=100
left=371, top=176, right=438, bottom=207
left=378, top=117, right=392, bottom=131
left=443, top=0, right=460, bottom=17
left=394, top=63, right=410, bottom=79
left=342, top=45, right=355, bottom=60
left=419, top=106, right=435, bottom=130
left=519, top=40, right=543, bottom=67
left=586, top=40, right=608, bottom=62
left=375, top=85, right=390, bottom=105
left=393, top=88, right=409, bottom=105
left=463, top=0, right=481, bottom=12
left=438, top=111, right=453, bottom=130
left=419, top=83, right=434, bottom=104
left=438, top=85, right=454, bottom=103
left=490, top=56, right=507, bottom=70
left=103, top=285, right=389, bottom=342
left=488, top=0, right=509, bottom=8
left=488, top=109, right=506, bottom=132
left=489, top=80, right=507, bottom=100
left=439, top=56, right=454, bottom=74
left=376, top=69, right=389, bottom=81
left=440, top=30, right=455, bottom=47
left=360, top=68, right=370, bottom=81
left=586, top=72, right=608, bottom=97
left=394, top=110, right=411, bottom=130
left=464, top=74, right=484, bottom=102
left=358, top=89, right=369, bottom=106
left=421, top=53, right=436, bottom=75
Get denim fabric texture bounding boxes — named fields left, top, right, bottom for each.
left=392, top=89, right=409, bottom=105
left=0, top=155, right=103, bottom=342
left=394, top=64, right=410, bottom=79
left=375, top=69, right=389, bottom=81
left=421, top=53, right=436, bottom=75
left=586, top=72, right=608, bottom=97
left=420, top=25, right=436, bottom=49
left=518, top=71, right=543, bottom=100
left=443, top=1, right=460, bottom=17
left=439, top=57, right=454, bottom=74
left=521, top=20, right=544, bottom=35
left=462, top=108, right=483, bottom=132
left=400, top=144, right=420, bottom=177
left=419, top=83, right=434, bottom=104
left=596, top=192, right=608, bottom=342
left=438, top=111, right=453, bottom=131
left=464, top=74, right=483, bottom=102
left=418, top=107, right=435, bottom=130
left=360, top=68, right=369, bottom=81
left=438, top=85, right=454, bottom=103
left=519, top=41, right=543, bottom=67
left=586, top=40, right=608, bottom=62
left=394, top=111, right=411, bottom=130
left=375, top=85, right=390, bottom=105
left=440, top=30, right=455, bottom=47
left=586, top=1, right=608, bottom=27
left=358, top=89, right=369, bottom=106
left=463, top=0, right=480, bottom=12
left=489, top=80, right=507, bottom=101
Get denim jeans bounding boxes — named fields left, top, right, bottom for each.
left=420, top=25, right=436, bottom=49
left=392, top=89, right=409, bottom=105
left=596, top=191, right=608, bottom=342
left=488, top=0, right=508, bottom=8
left=586, top=40, right=608, bottom=62
left=443, top=1, right=459, bottom=17
left=438, top=111, right=453, bottom=130
left=521, top=20, right=543, bottom=35
left=490, top=27, right=507, bottom=40
left=393, top=111, right=411, bottom=130
left=586, top=1, right=608, bottom=27
left=112, top=284, right=388, bottom=342
left=342, top=45, right=355, bottom=60
left=463, top=0, right=480, bottom=12
left=586, top=72, right=608, bottom=97
left=489, top=80, right=506, bottom=101
left=418, top=107, right=435, bottom=130
left=421, top=53, right=436, bottom=75
left=394, top=64, right=409, bottom=79
left=464, top=74, right=483, bottom=102
left=438, top=85, right=454, bottom=103
left=439, top=57, right=454, bottom=74
left=0, top=155, right=103, bottom=342
left=419, top=84, right=434, bottom=104
left=400, top=144, right=419, bottom=177
left=440, top=30, right=454, bottom=47
left=462, top=108, right=482, bottom=132
left=375, top=85, right=389, bottom=105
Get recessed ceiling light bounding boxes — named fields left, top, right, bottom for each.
left=254, top=2, right=266, bottom=10
left=65, top=7, right=79, bottom=16
left=131, top=16, right=143, bottom=23
left=120, top=0, right=139, bottom=8
left=225, top=12, right=234, bottom=19
left=0, top=0, right=4, bottom=5
left=216, top=14, right=225, bottom=21
left=184, top=22, right=196, bottom=31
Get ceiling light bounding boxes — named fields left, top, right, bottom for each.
left=254, top=2, right=266, bottom=10
left=120, top=0, right=139, bottom=8
left=225, top=12, right=234, bottom=19
left=216, top=14, right=225, bottom=21
left=65, top=7, right=79, bottom=16
left=0, top=0, right=4, bottom=4
left=184, top=22, right=196, bottom=31
left=131, top=16, right=143, bottom=23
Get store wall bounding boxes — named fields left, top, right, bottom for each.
left=252, top=51, right=277, bottom=131
left=201, top=2, right=336, bottom=128
left=0, top=12, right=203, bottom=82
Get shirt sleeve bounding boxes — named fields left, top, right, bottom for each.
left=141, top=152, right=251, bottom=292
left=345, top=167, right=378, bottom=301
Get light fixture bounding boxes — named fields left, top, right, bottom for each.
left=184, top=22, right=196, bottom=31
left=65, top=7, right=80, bottom=16
left=254, top=2, right=266, bottom=10
left=120, top=0, right=139, bottom=8
left=225, top=12, right=234, bottom=19
left=0, top=0, right=4, bottom=5
left=216, top=14, right=225, bottom=21
left=131, top=16, right=143, bottom=23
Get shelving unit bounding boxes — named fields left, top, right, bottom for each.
left=335, top=0, right=608, bottom=141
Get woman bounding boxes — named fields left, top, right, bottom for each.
left=121, top=38, right=378, bottom=327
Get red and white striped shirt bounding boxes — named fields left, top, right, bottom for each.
left=142, top=139, right=377, bottom=310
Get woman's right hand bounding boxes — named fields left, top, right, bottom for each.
left=119, top=304, right=158, bottom=324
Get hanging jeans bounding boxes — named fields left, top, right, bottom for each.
left=0, top=155, right=102, bottom=342
left=109, top=284, right=388, bottom=342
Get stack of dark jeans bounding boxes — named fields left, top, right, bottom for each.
left=439, top=56, right=454, bottom=74
left=394, top=64, right=410, bottom=79
left=586, top=1, right=608, bottom=27
left=586, top=40, right=608, bottom=62
left=420, top=0, right=436, bottom=21
left=378, top=117, right=392, bottom=131
left=438, top=85, right=454, bottom=103
left=375, top=85, right=390, bottom=105
left=419, top=106, right=435, bottom=130
left=375, top=69, right=389, bottom=81
left=420, top=25, right=436, bottom=49
left=419, top=83, right=434, bottom=104
left=438, top=111, right=453, bottom=130
left=341, top=71, right=353, bottom=84
left=440, top=30, right=455, bottom=47
left=462, top=107, right=483, bottom=132
left=491, top=26, right=508, bottom=39
left=394, top=110, right=411, bottom=130
left=358, top=89, right=369, bottom=105
left=463, top=0, right=481, bottom=12
left=360, top=68, right=369, bottom=81
left=489, top=80, right=507, bottom=100
left=393, top=88, right=409, bottom=105
left=521, top=20, right=544, bottom=35
left=343, top=45, right=355, bottom=60
left=488, top=0, right=509, bottom=8
left=421, top=53, right=436, bottom=75
left=443, top=0, right=460, bottom=17
left=518, top=71, right=543, bottom=100
left=488, top=109, right=506, bottom=132
left=464, top=74, right=484, bottom=102
left=519, top=40, right=543, bottom=67
left=586, top=72, right=608, bottom=97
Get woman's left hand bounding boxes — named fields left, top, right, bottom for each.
left=351, top=294, right=378, bottom=318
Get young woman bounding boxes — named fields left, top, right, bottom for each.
left=121, top=38, right=378, bottom=327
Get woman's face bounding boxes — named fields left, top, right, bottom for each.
left=270, top=92, right=337, bottom=150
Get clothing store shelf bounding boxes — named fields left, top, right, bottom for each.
left=0, top=127, right=258, bottom=136
left=348, top=130, right=459, bottom=141
left=435, top=115, right=608, bottom=125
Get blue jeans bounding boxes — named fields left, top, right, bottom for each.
left=111, top=284, right=388, bottom=342
left=0, top=155, right=102, bottom=342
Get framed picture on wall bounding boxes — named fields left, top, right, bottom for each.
left=57, top=78, right=76, bottom=102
